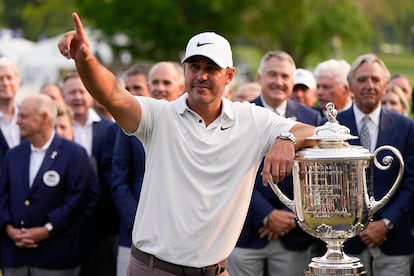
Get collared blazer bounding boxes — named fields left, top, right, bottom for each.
left=336, top=106, right=414, bottom=255
left=0, top=131, right=24, bottom=173
left=0, top=134, right=92, bottom=268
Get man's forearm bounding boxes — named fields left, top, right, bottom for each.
left=75, top=55, right=120, bottom=106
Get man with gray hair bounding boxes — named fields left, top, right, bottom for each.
left=314, top=59, right=352, bottom=117
left=0, top=57, right=22, bottom=171
left=338, top=54, right=414, bottom=276
left=0, top=94, right=93, bottom=276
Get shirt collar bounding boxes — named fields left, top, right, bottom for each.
left=175, top=93, right=190, bottom=115
left=0, top=104, right=18, bottom=121
left=75, top=108, right=102, bottom=127
left=31, top=131, right=55, bottom=152
left=260, top=96, right=287, bottom=116
left=353, top=104, right=381, bottom=126
left=87, top=108, right=102, bottom=124
left=174, top=92, right=235, bottom=126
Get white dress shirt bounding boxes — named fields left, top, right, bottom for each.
left=0, top=105, right=20, bottom=148
left=353, top=105, right=381, bottom=153
left=29, top=132, right=55, bottom=187
left=73, top=109, right=101, bottom=156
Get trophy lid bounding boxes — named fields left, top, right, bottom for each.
left=298, top=102, right=372, bottom=160
left=307, top=102, right=358, bottom=142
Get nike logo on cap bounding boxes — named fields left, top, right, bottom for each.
left=197, top=42, right=213, bottom=47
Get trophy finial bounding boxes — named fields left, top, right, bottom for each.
left=326, top=103, right=338, bottom=124
left=306, top=102, right=358, bottom=144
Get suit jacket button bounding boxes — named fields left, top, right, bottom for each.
left=24, top=200, right=30, bottom=206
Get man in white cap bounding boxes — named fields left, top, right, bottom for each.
left=290, top=68, right=317, bottom=108
left=57, top=12, right=316, bottom=276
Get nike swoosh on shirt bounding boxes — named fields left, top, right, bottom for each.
left=220, top=126, right=232, bottom=130
left=197, top=42, right=214, bottom=47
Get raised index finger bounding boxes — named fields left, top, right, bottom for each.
left=72, top=12, right=87, bottom=40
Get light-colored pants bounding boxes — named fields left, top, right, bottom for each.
left=117, top=245, right=131, bottom=276
left=355, top=247, right=412, bottom=276
left=3, top=266, right=80, bottom=276
left=228, top=239, right=310, bottom=276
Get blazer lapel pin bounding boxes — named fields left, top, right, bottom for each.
left=51, top=151, right=58, bottom=159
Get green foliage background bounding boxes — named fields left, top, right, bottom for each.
left=1, top=0, right=414, bottom=79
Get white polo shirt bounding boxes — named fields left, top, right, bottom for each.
left=131, top=93, right=296, bottom=267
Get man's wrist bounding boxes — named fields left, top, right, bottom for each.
left=262, top=216, right=269, bottom=226
left=277, top=132, right=296, bottom=145
left=382, top=218, right=394, bottom=230
left=44, top=222, right=54, bottom=232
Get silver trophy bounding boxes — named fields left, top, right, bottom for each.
left=270, top=103, right=404, bottom=275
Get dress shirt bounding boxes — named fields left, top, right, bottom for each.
left=73, top=109, right=101, bottom=156
left=353, top=105, right=381, bottom=153
left=261, top=96, right=287, bottom=117
left=0, top=106, right=20, bottom=148
left=29, top=132, right=55, bottom=187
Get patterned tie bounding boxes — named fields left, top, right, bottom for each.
left=360, top=116, right=371, bottom=151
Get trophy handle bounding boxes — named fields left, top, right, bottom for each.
left=367, top=145, right=404, bottom=214
left=268, top=166, right=296, bottom=213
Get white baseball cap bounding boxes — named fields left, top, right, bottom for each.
left=294, top=68, right=316, bottom=90
left=181, top=32, right=233, bottom=68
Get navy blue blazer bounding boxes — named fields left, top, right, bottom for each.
left=0, top=131, right=9, bottom=172
left=111, top=128, right=145, bottom=247
left=87, top=118, right=119, bottom=238
left=236, top=98, right=321, bottom=250
left=0, top=134, right=92, bottom=268
left=335, top=107, right=414, bottom=255
left=0, top=131, right=24, bottom=173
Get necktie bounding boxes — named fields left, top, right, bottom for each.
left=360, top=116, right=371, bottom=151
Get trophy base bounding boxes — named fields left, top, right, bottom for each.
left=305, top=255, right=366, bottom=276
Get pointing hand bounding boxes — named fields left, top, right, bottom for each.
left=58, top=12, right=91, bottom=62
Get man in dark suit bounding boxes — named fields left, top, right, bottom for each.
left=0, top=95, right=92, bottom=276
left=62, top=74, right=118, bottom=276
left=228, top=51, right=321, bottom=276
left=339, top=54, right=414, bottom=276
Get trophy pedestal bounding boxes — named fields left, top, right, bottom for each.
left=305, top=254, right=366, bottom=275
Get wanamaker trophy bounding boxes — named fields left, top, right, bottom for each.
left=269, top=103, right=404, bottom=275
